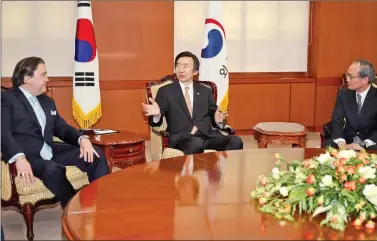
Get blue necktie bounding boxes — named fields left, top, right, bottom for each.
left=30, top=96, right=53, bottom=160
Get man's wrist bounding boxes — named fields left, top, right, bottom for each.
left=15, top=155, right=26, bottom=162
left=78, top=135, right=90, bottom=144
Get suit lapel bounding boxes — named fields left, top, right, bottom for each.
left=15, top=88, right=42, bottom=131
left=192, top=83, right=201, bottom=120
left=174, top=82, right=192, bottom=120
left=348, top=90, right=359, bottom=128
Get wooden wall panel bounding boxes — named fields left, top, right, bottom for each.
left=92, top=1, right=174, bottom=81
left=227, top=84, right=291, bottom=130
left=50, top=87, right=150, bottom=138
left=314, top=86, right=339, bottom=128
left=93, top=89, right=149, bottom=137
left=309, top=2, right=377, bottom=78
left=290, top=83, right=315, bottom=127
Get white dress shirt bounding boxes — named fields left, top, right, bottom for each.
left=334, top=85, right=375, bottom=147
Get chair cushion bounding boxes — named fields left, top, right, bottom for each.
left=15, top=166, right=88, bottom=195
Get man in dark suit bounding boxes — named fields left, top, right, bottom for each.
left=142, top=51, right=243, bottom=154
left=1, top=56, right=110, bottom=208
left=322, top=60, right=377, bottom=151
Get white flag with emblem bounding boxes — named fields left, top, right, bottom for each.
left=72, top=0, right=102, bottom=128
left=199, top=1, right=228, bottom=112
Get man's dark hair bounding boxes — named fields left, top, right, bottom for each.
left=353, top=59, right=375, bottom=84
left=11, top=56, right=45, bottom=88
left=174, top=51, right=200, bottom=72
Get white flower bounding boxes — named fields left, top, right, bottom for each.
left=316, top=152, right=331, bottom=164
left=338, top=150, right=356, bottom=160
left=359, top=166, right=376, bottom=180
left=279, top=187, right=289, bottom=197
left=363, top=184, right=377, bottom=206
left=272, top=167, right=280, bottom=179
left=320, top=175, right=333, bottom=188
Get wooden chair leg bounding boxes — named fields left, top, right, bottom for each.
left=22, top=203, right=35, bottom=241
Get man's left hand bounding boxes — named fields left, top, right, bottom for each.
left=346, top=143, right=365, bottom=152
left=79, top=138, right=99, bottom=162
left=215, top=109, right=228, bottom=123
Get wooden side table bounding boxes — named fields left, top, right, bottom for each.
left=253, top=122, right=309, bottom=148
left=89, top=131, right=146, bottom=170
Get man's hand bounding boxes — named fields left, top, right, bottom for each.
left=214, top=108, right=228, bottom=123
left=15, top=156, right=35, bottom=186
left=346, top=143, right=365, bottom=151
left=79, top=138, right=99, bottom=163
left=337, top=141, right=347, bottom=150
left=142, top=98, right=160, bottom=116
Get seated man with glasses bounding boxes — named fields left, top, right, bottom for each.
left=322, top=60, right=377, bottom=151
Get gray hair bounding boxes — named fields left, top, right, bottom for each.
left=353, top=59, right=375, bottom=84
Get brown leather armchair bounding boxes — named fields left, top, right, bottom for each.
left=145, top=74, right=235, bottom=160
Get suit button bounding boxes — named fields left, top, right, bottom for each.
left=357, top=132, right=360, bottom=135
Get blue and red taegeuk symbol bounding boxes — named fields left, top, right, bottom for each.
left=201, top=18, right=226, bottom=59
left=74, top=18, right=97, bottom=62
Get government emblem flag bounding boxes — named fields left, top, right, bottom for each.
left=72, top=0, right=102, bottom=128
left=199, top=1, right=229, bottom=112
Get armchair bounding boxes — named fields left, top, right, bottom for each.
left=145, top=74, right=235, bottom=160
left=1, top=86, right=89, bottom=241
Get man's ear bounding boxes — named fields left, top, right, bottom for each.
left=24, top=76, right=31, bottom=84
left=193, top=70, right=199, bottom=76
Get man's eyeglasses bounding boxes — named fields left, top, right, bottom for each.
left=344, top=73, right=361, bottom=81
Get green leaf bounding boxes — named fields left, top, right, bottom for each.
left=275, top=213, right=283, bottom=219
left=308, top=197, right=314, bottom=212
left=302, top=199, right=307, bottom=212
left=259, top=205, right=273, bottom=214
left=284, top=214, right=295, bottom=221
left=299, top=200, right=302, bottom=215
left=340, top=189, right=356, bottom=203
left=320, top=218, right=329, bottom=227
left=312, top=204, right=334, bottom=218
left=289, top=185, right=308, bottom=200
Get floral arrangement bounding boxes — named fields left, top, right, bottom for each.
left=250, top=147, right=377, bottom=231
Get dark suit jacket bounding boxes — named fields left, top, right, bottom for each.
left=331, top=86, right=377, bottom=143
left=149, top=81, right=218, bottom=146
left=1, top=88, right=83, bottom=162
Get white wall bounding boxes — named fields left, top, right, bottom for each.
left=174, top=1, right=310, bottom=72
left=2, top=1, right=76, bottom=77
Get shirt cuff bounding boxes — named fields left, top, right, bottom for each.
left=153, top=115, right=161, bottom=123
left=8, top=153, right=25, bottom=164
left=364, top=139, right=376, bottom=148
left=78, top=135, right=84, bottom=145
left=333, top=138, right=346, bottom=144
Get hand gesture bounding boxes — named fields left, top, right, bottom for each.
left=15, top=156, right=36, bottom=186
left=142, top=98, right=160, bottom=116
left=214, top=108, right=228, bottom=123
left=79, top=138, right=100, bottom=163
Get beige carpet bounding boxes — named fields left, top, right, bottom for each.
left=1, top=133, right=321, bottom=240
